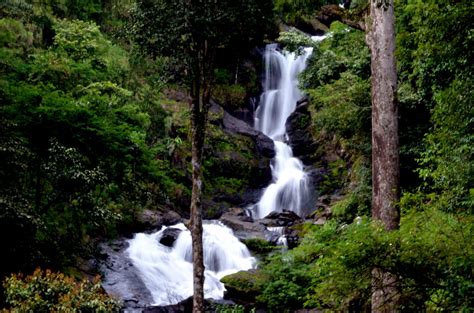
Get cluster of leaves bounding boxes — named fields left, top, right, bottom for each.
left=396, top=0, right=474, bottom=211
left=0, top=10, right=177, bottom=282
left=130, top=0, right=274, bottom=82
left=3, top=268, right=120, bottom=312
left=274, top=0, right=338, bottom=24
left=258, top=207, right=474, bottom=312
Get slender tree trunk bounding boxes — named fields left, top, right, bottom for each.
left=190, top=41, right=214, bottom=313
left=366, top=0, right=400, bottom=311
left=190, top=87, right=205, bottom=313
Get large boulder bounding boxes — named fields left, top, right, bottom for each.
left=135, top=209, right=182, bottom=233
left=159, top=227, right=182, bottom=247
left=219, top=207, right=266, bottom=240
left=201, top=102, right=275, bottom=217
left=285, top=98, right=317, bottom=164
left=99, top=239, right=154, bottom=310
left=260, top=210, right=304, bottom=227
left=220, top=269, right=268, bottom=306
left=143, top=297, right=193, bottom=313
left=210, top=101, right=275, bottom=159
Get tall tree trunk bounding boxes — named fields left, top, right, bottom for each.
left=190, top=42, right=214, bottom=313
left=366, top=0, right=400, bottom=311
left=190, top=88, right=205, bottom=313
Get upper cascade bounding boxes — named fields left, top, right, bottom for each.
left=255, top=44, right=313, bottom=140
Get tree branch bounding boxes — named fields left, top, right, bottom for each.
left=316, top=4, right=366, bottom=32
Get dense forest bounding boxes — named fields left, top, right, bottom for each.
left=0, top=0, right=472, bottom=312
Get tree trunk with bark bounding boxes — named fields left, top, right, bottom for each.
left=190, top=94, right=206, bottom=312
left=366, top=0, right=400, bottom=311
left=190, top=40, right=214, bottom=313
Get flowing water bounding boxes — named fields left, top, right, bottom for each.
left=127, top=222, right=255, bottom=306
left=252, top=41, right=321, bottom=219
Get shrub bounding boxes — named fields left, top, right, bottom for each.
left=3, top=268, right=121, bottom=312
left=258, top=208, right=474, bottom=312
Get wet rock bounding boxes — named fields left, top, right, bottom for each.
left=162, top=211, right=182, bottom=226
left=219, top=208, right=266, bottom=241
left=135, top=209, right=182, bottom=233
left=221, top=269, right=268, bottom=306
left=285, top=228, right=301, bottom=249
left=136, top=209, right=163, bottom=231
left=286, top=98, right=317, bottom=164
left=159, top=227, right=182, bottom=247
left=99, top=240, right=154, bottom=309
left=142, top=297, right=193, bottom=313
left=216, top=101, right=275, bottom=159
left=261, top=210, right=303, bottom=227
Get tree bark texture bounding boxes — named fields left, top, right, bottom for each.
left=367, top=0, right=399, bottom=232
left=190, top=97, right=205, bottom=313
left=366, top=0, right=400, bottom=311
left=190, top=38, right=214, bottom=313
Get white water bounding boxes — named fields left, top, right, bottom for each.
left=127, top=222, right=255, bottom=306
left=253, top=41, right=320, bottom=219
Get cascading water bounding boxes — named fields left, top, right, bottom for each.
left=127, top=222, right=255, bottom=306
left=253, top=38, right=324, bottom=219
left=106, top=36, right=326, bottom=309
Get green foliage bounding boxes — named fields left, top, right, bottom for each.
left=27, top=19, right=129, bottom=91
left=221, top=270, right=269, bottom=306
left=276, top=30, right=316, bottom=54
left=274, top=0, right=338, bottom=24
left=417, top=78, right=474, bottom=212
left=130, top=0, right=274, bottom=84
left=0, top=15, right=171, bottom=276
left=302, top=22, right=370, bottom=88
left=308, top=72, right=370, bottom=144
left=397, top=0, right=474, bottom=208
left=299, top=21, right=371, bottom=214
left=0, top=18, right=32, bottom=49
left=212, top=303, right=251, bottom=313
left=242, top=238, right=277, bottom=254
left=3, top=268, right=120, bottom=312
left=212, top=84, right=247, bottom=112
left=258, top=207, right=474, bottom=312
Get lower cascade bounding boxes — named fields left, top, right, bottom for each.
left=127, top=222, right=255, bottom=306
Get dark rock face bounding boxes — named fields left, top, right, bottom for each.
left=261, top=210, right=304, bottom=227
left=159, top=227, right=182, bottom=247
left=203, top=101, right=274, bottom=215
left=219, top=207, right=267, bottom=240
left=222, top=112, right=275, bottom=159
left=143, top=297, right=193, bottom=313
left=213, top=101, right=275, bottom=159
left=135, top=209, right=163, bottom=231
left=99, top=240, right=154, bottom=310
left=162, top=211, right=182, bottom=226
left=285, top=98, right=317, bottom=164
left=135, top=209, right=182, bottom=234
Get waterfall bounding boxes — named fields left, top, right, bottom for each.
left=127, top=222, right=255, bottom=306
left=252, top=39, right=323, bottom=219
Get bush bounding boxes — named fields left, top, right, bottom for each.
left=3, top=268, right=121, bottom=312
left=258, top=208, right=474, bottom=312
left=212, top=84, right=247, bottom=111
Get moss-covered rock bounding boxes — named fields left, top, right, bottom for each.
left=242, top=238, right=277, bottom=254
left=159, top=95, right=273, bottom=218
left=221, top=269, right=269, bottom=306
